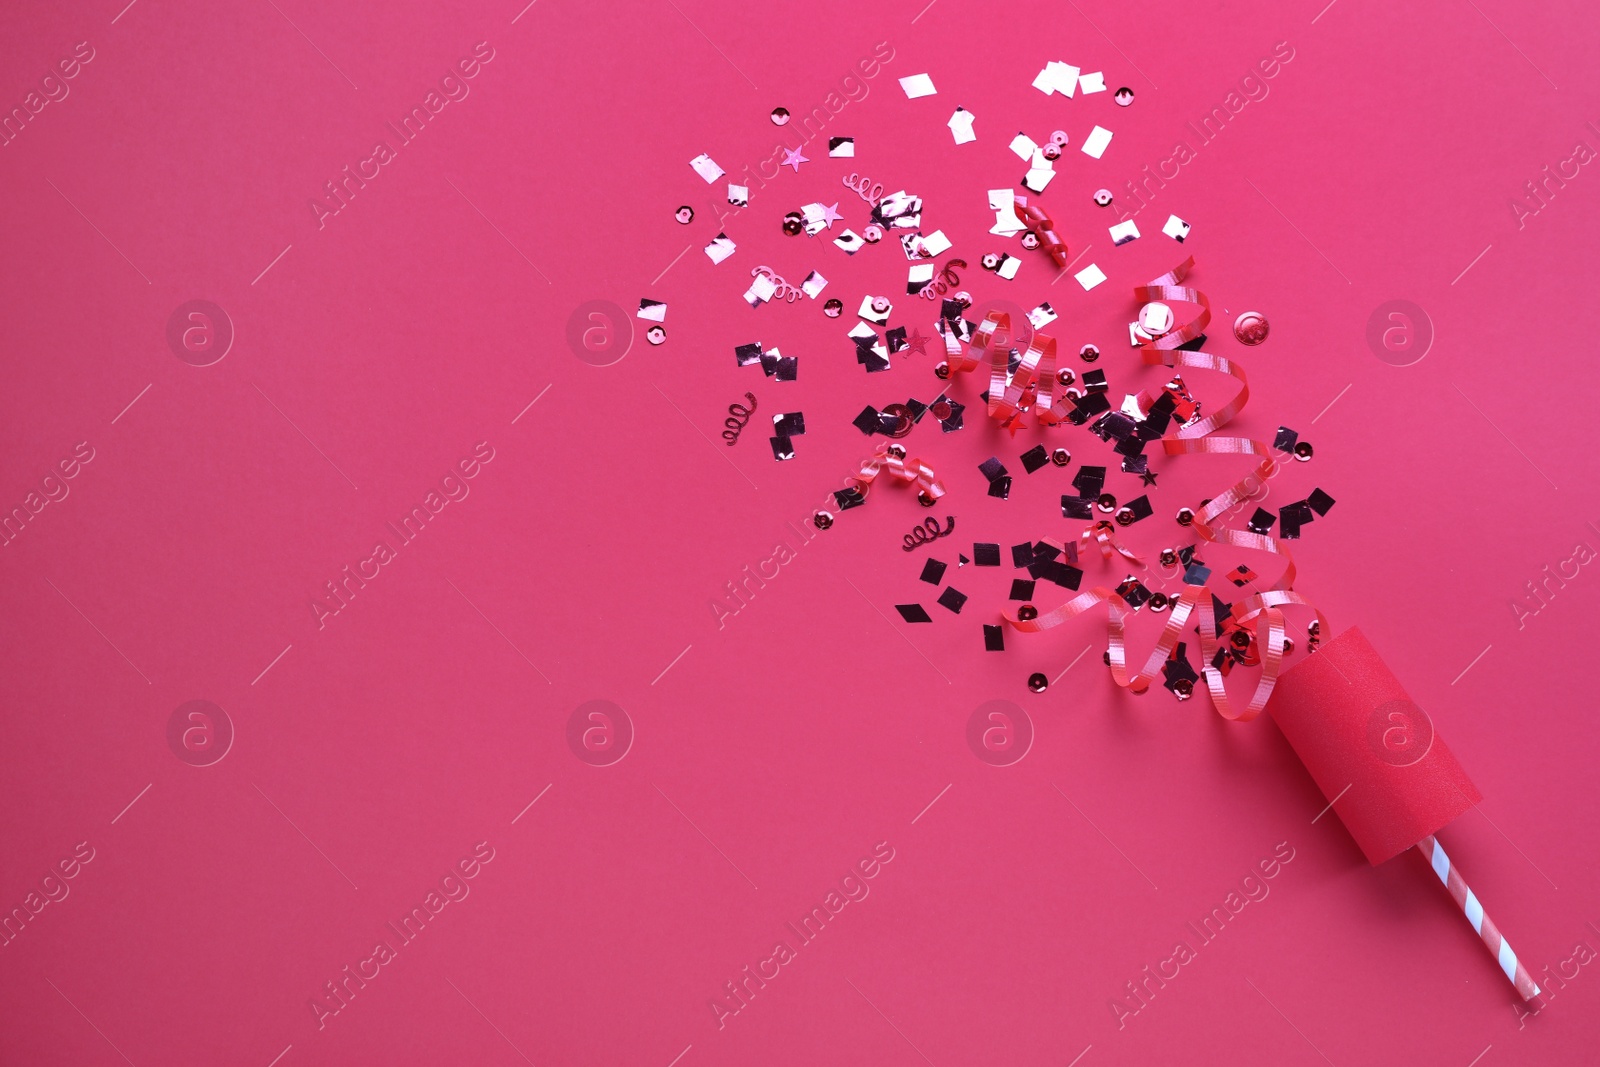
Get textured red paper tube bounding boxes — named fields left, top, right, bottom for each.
left=1265, top=627, right=1481, bottom=865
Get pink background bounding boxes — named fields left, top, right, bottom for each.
left=1, top=0, right=1597, bottom=1063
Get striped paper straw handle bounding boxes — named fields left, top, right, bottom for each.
left=1418, top=835, right=1543, bottom=1006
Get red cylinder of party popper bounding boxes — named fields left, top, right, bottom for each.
left=1265, top=627, right=1481, bottom=865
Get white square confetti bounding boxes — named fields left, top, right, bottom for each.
left=899, top=73, right=937, bottom=98
left=727, top=184, right=748, bottom=207
left=921, top=229, right=952, bottom=257
left=829, top=137, right=854, bottom=157
left=1109, top=220, right=1140, bottom=246
left=990, top=211, right=1025, bottom=237
left=1023, top=166, right=1055, bottom=193
left=1075, top=263, right=1107, bottom=290
left=800, top=202, right=829, bottom=236
left=637, top=298, right=667, bottom=322
left=801, top=270, right=828, bottom=298
left=908, top=262, right=936, bottom=293
left=1009, top=132, right=1039, bottom=161
left=1032, top=61, right=1079, bottom=97
left=988, top=189, right=1025, bottom=237
left=1163, top=214, right=1191, bottom=242
left=1081, top=126, right=1113, bottom=159
left=690, top=154, right=724, bottom=183
left=857, top=296, right=892, bottom=324
left=834, top=229, right=864, bottom=254
left=704, top=233, right=736, bottom=264
left=742, top=274, right=776, bottom=307
left=1078, top=71, right=1106, bottom=94
left=1028, top=302, right=1058, bottom=329
left=948, top=107, right=976, bottom=145
left=877, top=190, right=922, bottom=224
left=996, top=254, right=1021, bottom=280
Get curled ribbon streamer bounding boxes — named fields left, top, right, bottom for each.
left=849, top=443, right=947, bottom=505
left=1194, top=591, right=1324, bottom=721
left=1128, top=259, right=1297, bottom=593
left=1080, top=520, right=1144, bottom=566
left=946, top=311, right=1066, bottom=429
left=1006, top=585, right=1211, bottom=695
left=1002, top=258, right=1325, bottom=721
left=1012, top=196, right=1069, bottom=268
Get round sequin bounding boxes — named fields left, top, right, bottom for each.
left=1097, top=493, right=1117, bottom=513
left=1093, top=188, right=1113, bottom=207
left=1051, top=447, right=1071, bottom=466
left=1293, top=441, right=1314, bottom=461
left=812, top=510, right=833, bottom=530
left=863, top=224, right=884, bottom=243
left=823, top=298, right=843, bottom=318
left=1027, top=672, right=1048, bottom=694
left=646, top=326, right=666, bottom=346
left=1114, top=87, right=1134, bottom=106
left=1233, top=311, right=1270, bottom=346
left=675, top=205, right=694, bottom=224
left=1017, top=604, right=1039, bottom=621
left=771, top=107, right=790, bottom=125
left=1079, top=343, right=1100, bottom=363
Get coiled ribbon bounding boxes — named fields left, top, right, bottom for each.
left=946, top=311, right=1066, bottom=432
left=1013, top=196, right=1069, bottom=267
left=918, top=259, right=966, bottom=300
left=750, top=266, right=803, bottom=303
left=1003, top=259, right=1325, bottom=721
left=848, top=443, right=947, bottom=505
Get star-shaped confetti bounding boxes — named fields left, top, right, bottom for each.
left=905, top=328, right=930, bottom=356
left=821, top=202, right=843, bottom=228
left=1140, top=470, right=1159, bottom=487
left=781, top=147, right=809, bottom=172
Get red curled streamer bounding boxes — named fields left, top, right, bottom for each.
left=1013, top=195, right=1069, bottom=267
left=847, top=443, right=947, bottom=505
left=1080, top=519, right=1144, bottom=566
left=945, top=311, right=1067, bottom=430
left=1003, top=258, right=1326, bottom=720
